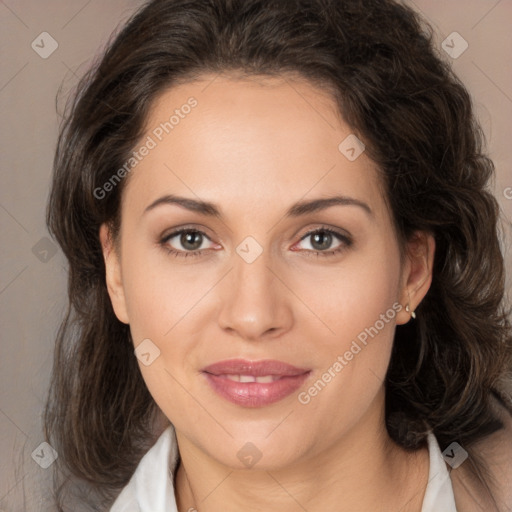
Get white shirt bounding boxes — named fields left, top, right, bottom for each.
left=110, top=425, right=457, bottom=511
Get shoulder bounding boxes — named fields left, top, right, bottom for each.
left=450, top=391, right=512, bottom=512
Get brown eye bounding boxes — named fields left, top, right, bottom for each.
left=179, top=231, right=204, bottom=251
left=294, top=227, right=353, bottom=257
left=310, top=231, right=334, bottom=251
left=160, top=228, right=215, bottom=258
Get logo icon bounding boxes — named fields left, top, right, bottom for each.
left=236, top=236, right=263, bottom=264
left=31, top=442, right=58, bottom=469
left=32, top=237, right=57, bottom=263
left=135, top=338, right=161, bottom=366
left=237, top=442, right=263, bottom=468
left=31, top=32, right=59, bottom=59
left=441, top=32, right=468, bottom=59
left=442, top=441, right=468, bottom=469
left=338, top=134, right=365, bottom=161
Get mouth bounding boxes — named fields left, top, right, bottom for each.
left=201, top=359, right=311, bottom=408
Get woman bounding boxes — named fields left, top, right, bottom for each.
left=44, top=0, right=512, bottom=510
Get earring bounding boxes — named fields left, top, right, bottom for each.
left=405, top=289, right=416, bottom=319
left=405, top=304, right=416, bottom=319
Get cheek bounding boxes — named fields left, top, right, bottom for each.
left=120, top=238, right=200, bottom=342
left=119, top=247, right=205, bottom=426
left=294, top=237, right=401, bottom=401
left=119, top=242, right=211, bottom=409
left=299, top=237, right=401, bottom=348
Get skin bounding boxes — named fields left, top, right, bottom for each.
left=100, top=73, right=436, bottom=512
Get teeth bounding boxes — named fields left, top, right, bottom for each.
left=254, top=375, right=275, bottom=383
left=222, top=374, right=278, bottom=383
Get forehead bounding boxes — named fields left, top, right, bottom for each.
left=121, top=74, right=386, bottom=220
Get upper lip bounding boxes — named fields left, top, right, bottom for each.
left=202, top=358, right=310, bottom=377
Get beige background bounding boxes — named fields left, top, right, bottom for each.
left=0, top=1, right=511, bottom=510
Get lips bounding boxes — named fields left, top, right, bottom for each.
left=201, top=359, right=311, bottom=407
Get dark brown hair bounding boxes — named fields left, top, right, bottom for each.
left=44, top=0, right=512, bottom=509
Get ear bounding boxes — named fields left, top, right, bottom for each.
left=396, top=231, right=435, bottom=325
left=99, top=223, right=130, bottom=324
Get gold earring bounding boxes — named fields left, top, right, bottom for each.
left=405, top=304, right=416, bottom=319
left=406, top=289, right=416, bottom=319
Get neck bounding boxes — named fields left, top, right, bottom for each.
left=173, top=391, right=429, bottom=512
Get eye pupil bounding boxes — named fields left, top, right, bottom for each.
left=181, top=231, right=202, bottom=250
left=311, top=231, right=332, bottom=250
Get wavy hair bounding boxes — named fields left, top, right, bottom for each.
left=44, top=0, right=512, bottom=509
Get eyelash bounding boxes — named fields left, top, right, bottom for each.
left=159, top=226, right=353, bottom=259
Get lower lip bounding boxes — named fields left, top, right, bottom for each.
left=203, top=372, right=310, bottom=407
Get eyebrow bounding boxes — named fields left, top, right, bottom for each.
left=143, top=194, right=373, bottom=219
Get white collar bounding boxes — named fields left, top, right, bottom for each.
left=110, top=426, right=457, bottom=512
left=110, top=425, right=180, bottom=512
left=421, top=431, right=458, bottom=511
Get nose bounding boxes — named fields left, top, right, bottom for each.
left=217, top=245, right=293, bottom=342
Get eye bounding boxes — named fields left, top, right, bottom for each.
left=160, top=228, right=216, bottom=258
left=159, top=225, right=353, bottom=259
left=293, top=227, right=353, bottom=257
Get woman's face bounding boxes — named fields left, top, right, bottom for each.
left=101, top=73, right=432, bottom=470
